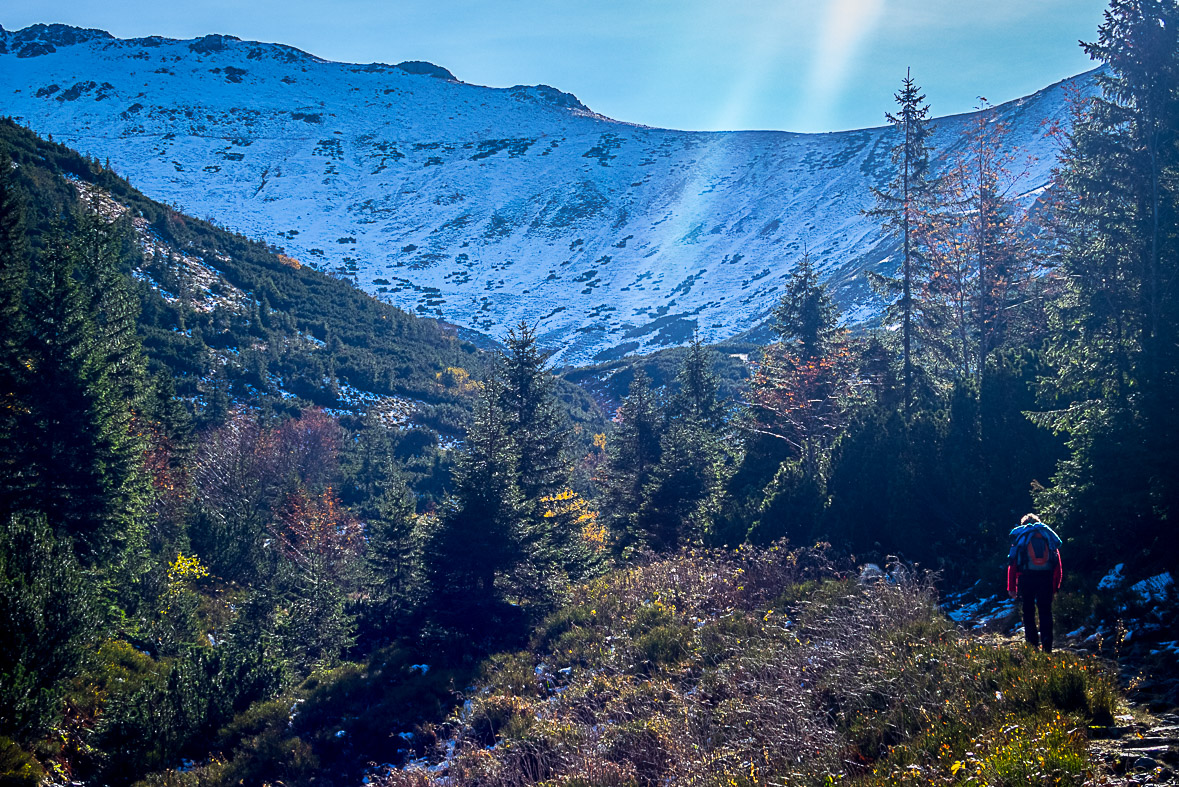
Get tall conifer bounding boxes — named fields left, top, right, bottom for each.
left=1039, top=0, right=1179, bottom=562
left=604, top=370, right=663, bottom=551
left=421, top=379, right=524, bottom=638
left=0, top=161, right=32, bottom=516
left=669, top=334, right=725, bottom=431
left=0, top=512, right=100, bottom=745
left=868, top=69, right=936, bottom=413
left=641, top=337, right=731, bottom=549
left=24, top=222, right=147, bottom=573
left=497, top=323, right=570, bottom=502
left=344, top=413, right=419, bottom=632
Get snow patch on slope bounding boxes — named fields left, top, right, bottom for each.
left=0, top=24, right=1097, bottom=364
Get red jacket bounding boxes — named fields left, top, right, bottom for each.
left=1007, top=550, right=1062, bottom=596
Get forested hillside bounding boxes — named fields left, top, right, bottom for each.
left=1, top=1, right=1177, bottom=786
left=0, top=116, right=498, bottom=433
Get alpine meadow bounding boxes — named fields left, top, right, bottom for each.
left=1, top=2, right=1178, bottom=787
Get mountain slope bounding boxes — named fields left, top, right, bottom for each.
left=0, top=23, right=1096, bottom=363
left=0, top=116, right=495, bottom=437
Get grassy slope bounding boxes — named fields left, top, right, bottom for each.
left=386, top=547, right=1117, bottom=787
left=145, top=546, right=1121, bottom=787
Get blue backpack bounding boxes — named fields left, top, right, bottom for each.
left=1009, top=524, right=1061, bottom=572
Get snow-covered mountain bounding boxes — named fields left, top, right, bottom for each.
left=0, top=23, right=1095, bottom=364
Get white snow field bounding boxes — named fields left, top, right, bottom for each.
left=0, top=24, right=1096, bottom=363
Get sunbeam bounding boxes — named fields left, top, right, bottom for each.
left=804, top=0, right=886, bottom=130
left=708, top=3, right=797, bottom=131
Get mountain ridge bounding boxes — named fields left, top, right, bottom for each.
left=0, top=23, right=575, bottom=106
left=0, top=23, right=1097, bottom=363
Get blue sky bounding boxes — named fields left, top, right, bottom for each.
left=5, top=0, right=1109, bottom=132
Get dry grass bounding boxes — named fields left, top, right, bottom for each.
left=373, top=546, right=1117, bottom=787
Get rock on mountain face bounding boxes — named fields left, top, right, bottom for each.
left=0, top=23, right=1095, bottom=364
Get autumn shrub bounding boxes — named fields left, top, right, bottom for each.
left=540, top=764, right=638, bottom=787
left=626, top=601, right=675, bottom=635
left=981, top=717, right=1089, bottom=786
left=697, top=614, right=762, bottom=665
left=534, top=605, right=596, bottom=651
left=549, top=624, right=606, bottom=666
left=864, top=713, right=1091, bottom=787
left=632, top=623, right=693, bottom=670
left=848, top=639, right=1115, bottom=785
left=600, top=719, right=673, bottom=787
left=467, top=695, right=538, bottom=747
left=1006, top=649, right=1116, bottom=725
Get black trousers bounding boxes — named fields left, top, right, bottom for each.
left=1020, top=571, right=1054, bottom=652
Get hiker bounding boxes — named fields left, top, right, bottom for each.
left=1007, top=513, right=1063, bottom=652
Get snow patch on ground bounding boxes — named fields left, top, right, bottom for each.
left=1131, top=572, right=1174, bottom=603
left=1098, top=563, right=1126, bottom=590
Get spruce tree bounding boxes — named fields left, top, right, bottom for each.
left=641, top=337, right=731, bottom=550
left=340, top=411, right=400, bottom=518
left=420, top=379, right=524, bottom=640
left=0, top=160, right=32, bottom=517
left=669, top=333, right=725, bottom=431
left=496, top=322, right=570, bottom=502
left=1078, top=0, right=1179, bottom=387
left=24, top=227, right=147, bottom=571
left=748, top=457, right=827, bottom=546
left=1039, top=0, right=1179, bottom=564
left=363, top=470, right=418, bottom=631
left=73, top=209, right=146, bottom=409
left=603, top=370, right=664, bottom=551
left=343, top=413, right=419, bottom=634
left=201, top=368, right=231, bottom=428
left=143, top=371, right=196, bottom=554
left=494, top=323, right=588, bottom=591
left=639, top=419, right=724, bottom=551
left=868, top=69, right=937, bottom=413
left=0, top=512, right=100, bottom=746
left=771, top=249, right=839, bottom=360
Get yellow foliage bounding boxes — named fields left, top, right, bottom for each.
left=167, top=552, right=209, bottom=585
left=436, top=366, right=479, bottom=393
left=159, top=553, right=208, bottom=618
left=541, top=489, right=606, bottom=551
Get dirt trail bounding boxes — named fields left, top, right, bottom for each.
left=1087, top=711, right=1179, bottom=785
left=973, top=629, right=1179, bottom=785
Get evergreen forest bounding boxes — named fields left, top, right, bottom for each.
left=1, top=2, right=1177, bottom=786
